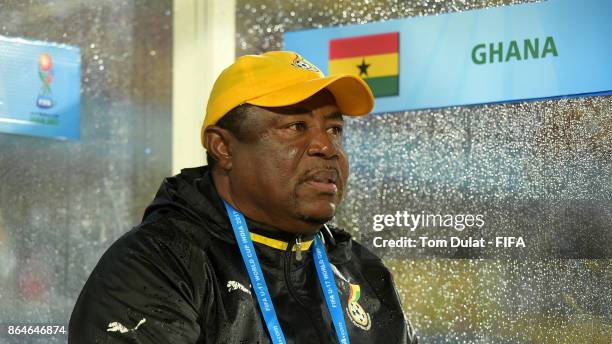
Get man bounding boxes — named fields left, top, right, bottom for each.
left=69, top=51, right=418, bottom=343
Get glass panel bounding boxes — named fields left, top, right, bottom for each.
left=0, top=1, right=172, bottom=342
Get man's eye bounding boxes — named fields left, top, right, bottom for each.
left=328, top=126, right=343, bottom=136
left=287, top=122, right=307, bottom=131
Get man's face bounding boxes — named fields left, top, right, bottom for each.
left=228, top=90, right=349, bottom=232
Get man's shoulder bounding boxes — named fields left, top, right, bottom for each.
left=97, top=214, right=221, bottom=275
left=119, top=216, right=207, bottom=250
left=70, top=216, right=213, bottom=343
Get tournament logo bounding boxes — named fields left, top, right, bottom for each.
left=346, top=283, right=371, bottom=330
left=291, top=55, right=321, bottom=73
left=36, top=52, right=54, bottom=109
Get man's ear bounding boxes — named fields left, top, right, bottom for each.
left=204, top=126, right=233, bottom=171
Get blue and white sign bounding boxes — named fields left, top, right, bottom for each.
left=0, top=36, right=81, bottom=140
left=284, top=0, right=612, bottom=113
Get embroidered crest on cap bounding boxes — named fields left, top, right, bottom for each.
left=346, top=283, right=371, bottom=330
left=291, top=56, right=321, bottom=73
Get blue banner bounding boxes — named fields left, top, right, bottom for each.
left=284, top=0, right=612, bottom=113
left=0, top=36, right=81, bottom=140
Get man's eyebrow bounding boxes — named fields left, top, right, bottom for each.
left=277, top=108, right=344, bottom=120
left=324, top=111, right=344, bottom=121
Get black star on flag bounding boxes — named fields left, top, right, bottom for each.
left=357, top=58, right=370, bottom=77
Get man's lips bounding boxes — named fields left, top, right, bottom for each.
left=306, top=180, right=338, bottom=193
left=302, top=169, right=339, bottom=194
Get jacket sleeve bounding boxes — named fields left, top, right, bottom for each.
left=68, top=225, right=205, bottom=343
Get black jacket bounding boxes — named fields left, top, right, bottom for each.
left=69, top=166, right=418, bottom=343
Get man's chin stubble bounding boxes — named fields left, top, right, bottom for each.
left=292, top=185, right=340, bottom=226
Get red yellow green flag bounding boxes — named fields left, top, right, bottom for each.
left=329, top=32, right=399, bottom=98
left=348, top=283, right=361, bottom=303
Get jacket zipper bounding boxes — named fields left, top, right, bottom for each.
left=295, top=236, right=302, bottom=261
left=284, top=235, right=325, bottom=342
left=284, top=235, right=308, bottom=310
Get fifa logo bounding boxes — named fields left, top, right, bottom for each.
left=36, top=52, right=54, bottom=109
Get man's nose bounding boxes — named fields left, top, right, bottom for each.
left=306, top=127, right=339, bottom=158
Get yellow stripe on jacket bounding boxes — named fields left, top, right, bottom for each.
left=250, top=232, right=314, bottom=251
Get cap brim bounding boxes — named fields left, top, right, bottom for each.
left=246, top=74, right=374, bottom=116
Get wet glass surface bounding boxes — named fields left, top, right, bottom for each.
left=0, top=1, right=172, bottom=342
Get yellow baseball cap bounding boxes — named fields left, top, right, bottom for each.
left=201, top=51, right=374, bottom=146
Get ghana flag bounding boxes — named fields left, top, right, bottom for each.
left=329, top=32, right=399, bottom=97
